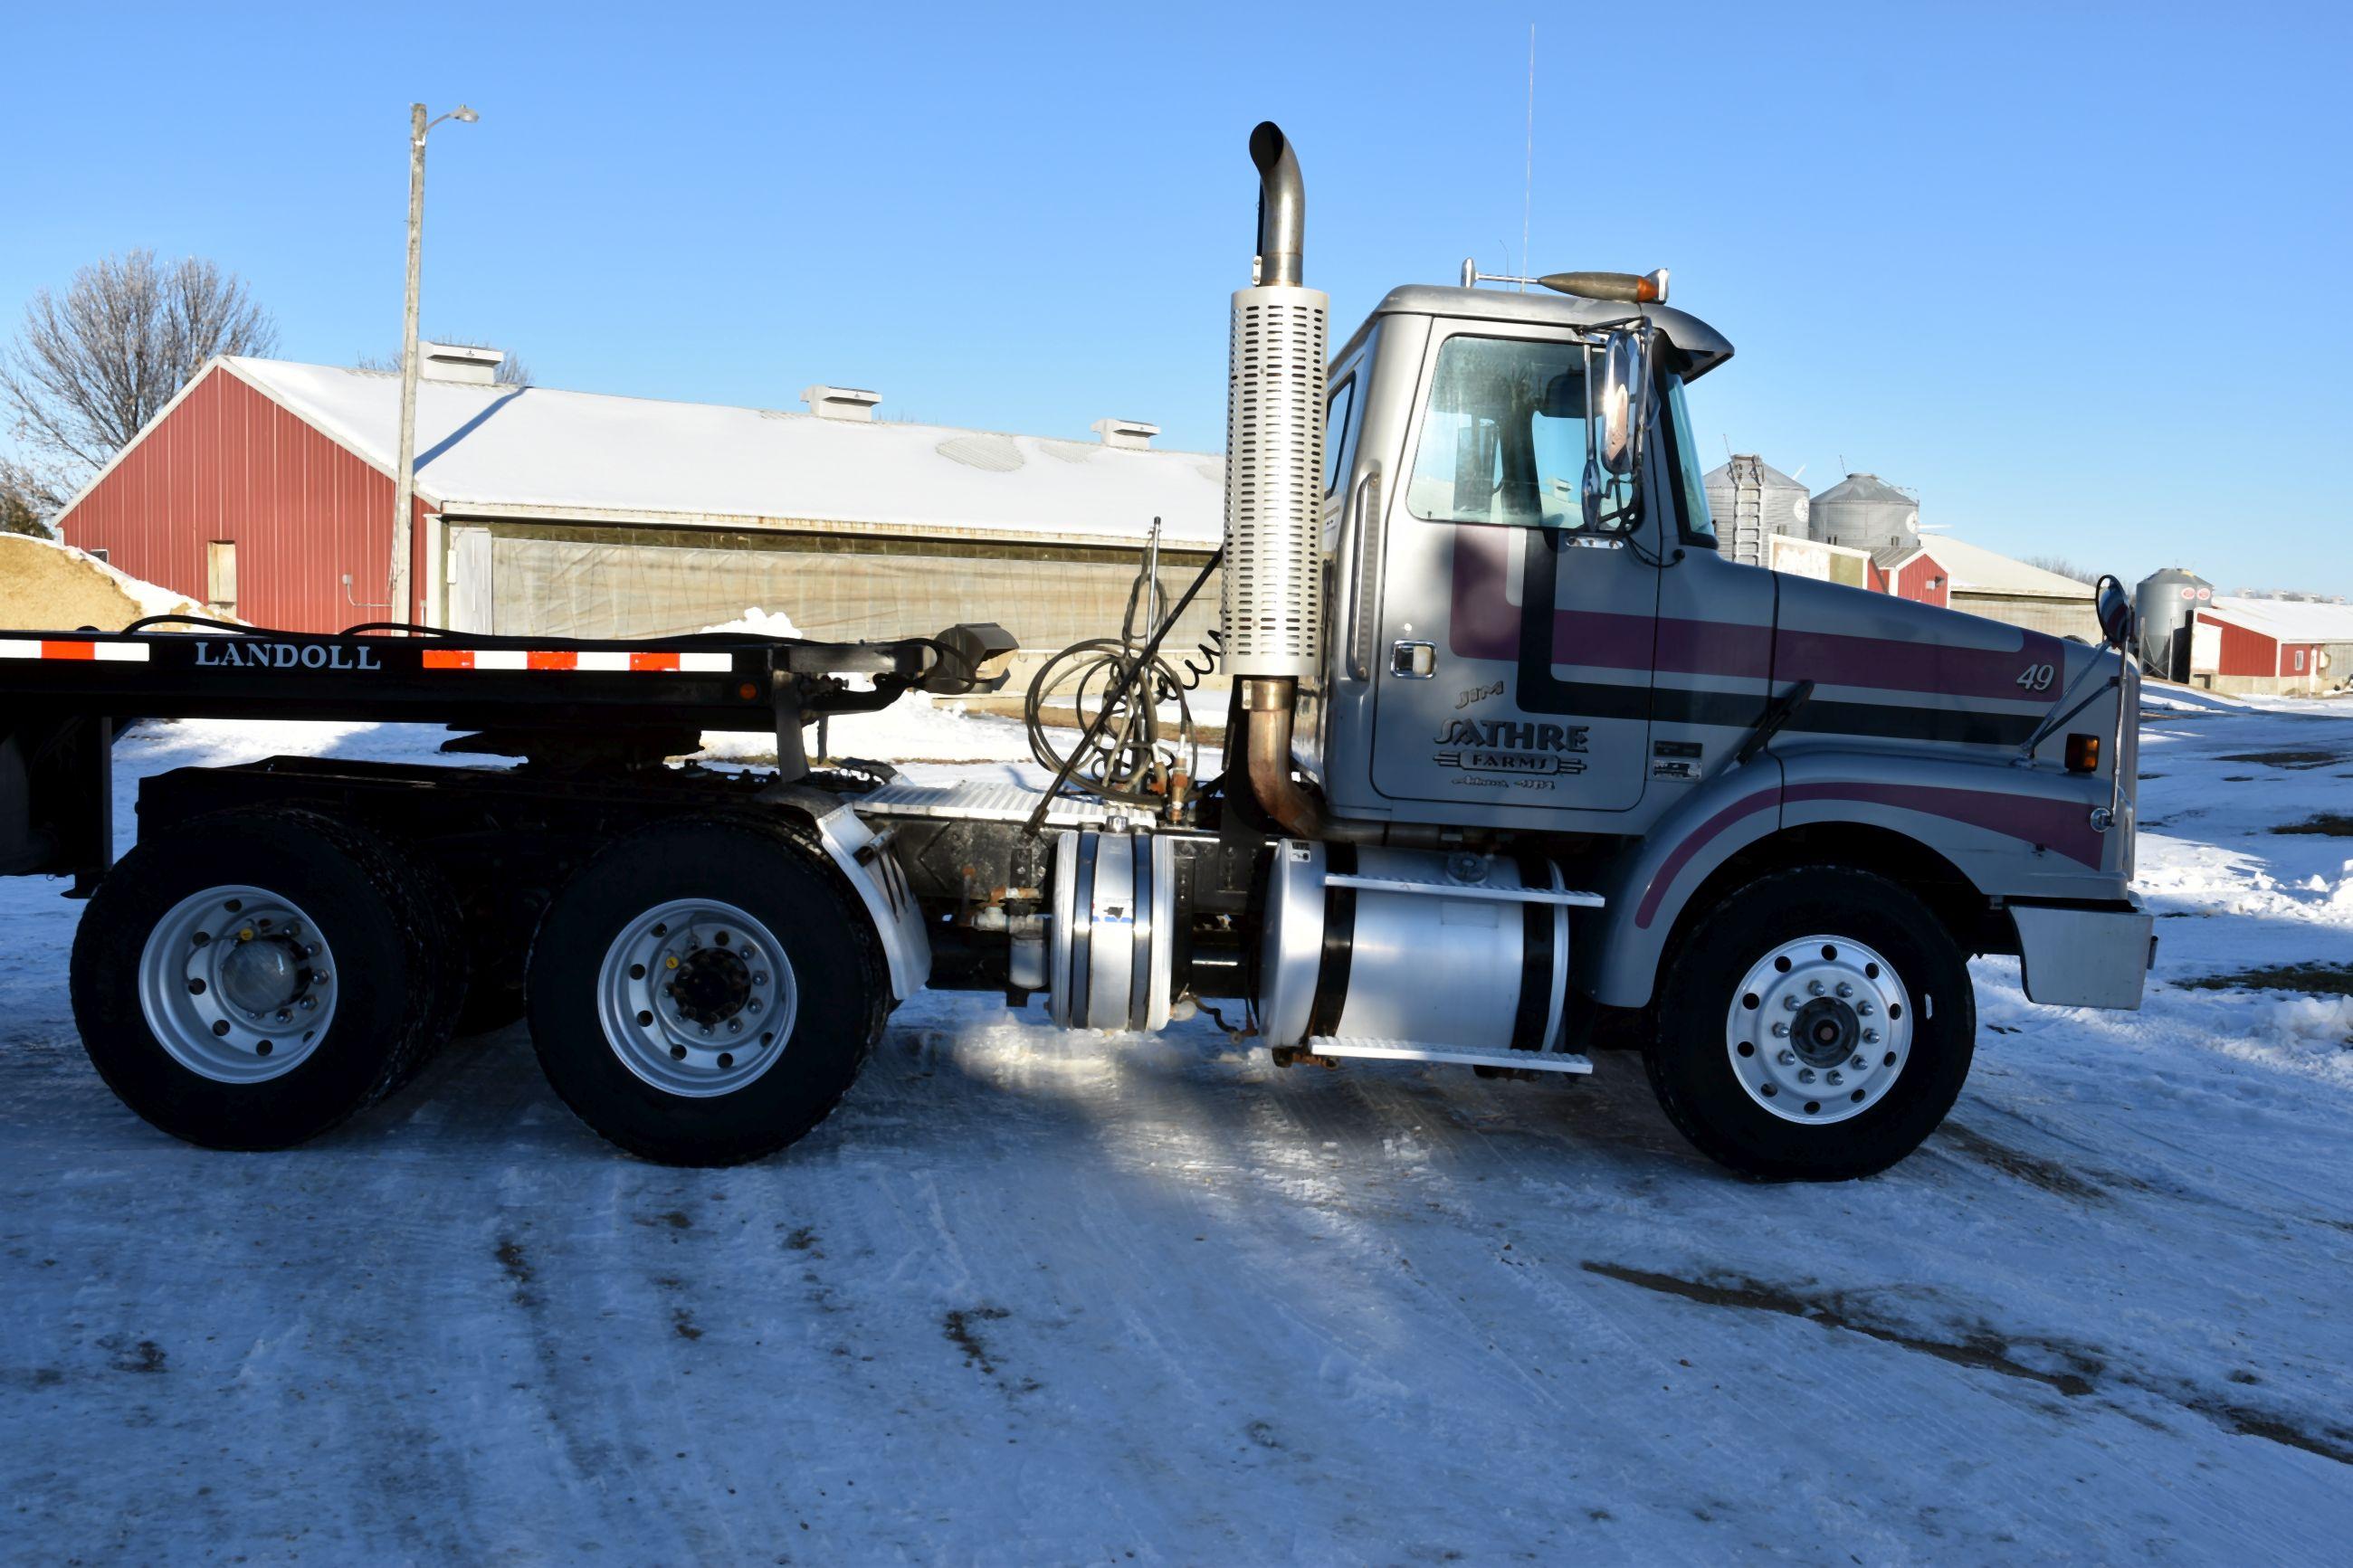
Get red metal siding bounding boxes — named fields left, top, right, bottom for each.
left=58, top=366, right=433, bottom=633
left=2195, top=610, right=2279, bottom=677
left=1879, top=555, right=1950, bottom=608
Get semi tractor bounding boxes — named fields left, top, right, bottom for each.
left=0, top=124, right=2154, bottom=1180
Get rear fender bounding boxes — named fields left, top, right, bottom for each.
left=764, top=786, right=932, bottom=1001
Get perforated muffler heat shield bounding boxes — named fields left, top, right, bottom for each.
left=1220, top=283, right=1329, bottom=681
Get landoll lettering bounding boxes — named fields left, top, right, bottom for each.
left=195, top=641, right=381, bottom=671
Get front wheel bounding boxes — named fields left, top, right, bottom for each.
left=1645, top=867, right=1975, bottom=1181
left=527, top=816, right=889, bottom=1166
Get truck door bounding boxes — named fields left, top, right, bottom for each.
left=1368, top=329, right=1658, bottom=813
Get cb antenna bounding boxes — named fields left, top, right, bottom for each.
left=1521, top=24, right=1535, bottom=293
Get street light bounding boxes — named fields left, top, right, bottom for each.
left=386, top=101, right=478, bottom=629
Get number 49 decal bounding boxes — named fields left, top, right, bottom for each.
left=2015, top=662, right=2056, bottom=692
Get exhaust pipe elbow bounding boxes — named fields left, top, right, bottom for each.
left=1249, top=121, right=1305, bottom=288
left=1242, top=677, right=1380, bottom=843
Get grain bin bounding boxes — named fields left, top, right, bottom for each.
left=1702, top=456, right=1809, bottom=566
left=1809, top=472, right=1920, bottom=552
left=2134, top=567, right=2213, bottom=679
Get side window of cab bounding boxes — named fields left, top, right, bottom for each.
left=1324, top=372, right=1361, bottom=498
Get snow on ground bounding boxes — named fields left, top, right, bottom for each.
left=3, top=699, right=2350, bottom=1563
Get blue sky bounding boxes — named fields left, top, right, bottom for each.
left=4, top=0, right=2345, bottom=594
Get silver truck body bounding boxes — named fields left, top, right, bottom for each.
left=1306, top=285, right=2148, bottom=1014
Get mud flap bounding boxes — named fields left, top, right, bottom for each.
left=0, top=714, right=113, bottom=889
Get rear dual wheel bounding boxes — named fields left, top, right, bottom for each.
left=70, top=808, right=468, bottom=1150
left=526, top=817, right=888, bottom=1166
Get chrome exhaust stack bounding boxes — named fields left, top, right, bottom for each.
left=1224, top=122, right=1367, bottom=841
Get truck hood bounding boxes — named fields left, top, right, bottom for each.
left=1767, top=571, right=2115, bottom=758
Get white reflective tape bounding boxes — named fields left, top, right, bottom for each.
left=680, top=652, right=734, bottom=673
left=472, top=649, right=529, bottom=670
left=573, top=651, right=631, bottom=672
left=0, top=641, right=38, bottom=660
left=93, top=643, right=151, bottom=662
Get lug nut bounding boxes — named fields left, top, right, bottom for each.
left=1851, top=1054, right=1867, bottom=1069
left=1807, top=980, right=1825, bottom=996
left=752, top=973, right=767, bottom=986
left=1784, top=995, right=1799, bottom=1011
left=1798, top=1068, right=1816, bottom=1083
left=666, top=955, right=681, bottom=970
left=1827, top=1069, right=1843, bottom=1085
left=748, top=998, right=762, bottom=1013
left=300, top=996, right=318, bottom=1012
left=727, top=1020, right=742, bottom=1034
left=1835, top=982, right=1853, bottom=999
left=1771, top=1022, right=1790, bottom=1038
left=1862, top=1028, right=1880, bottom=1044
left=1777, top=1049, right=1796, bottom=1066
left=1857, top=1001, right=1875, bottom=1016
left=274, top=1009, right=291, bottom=1023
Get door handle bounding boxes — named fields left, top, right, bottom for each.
left=1391, top=640, right=1436, bottom=679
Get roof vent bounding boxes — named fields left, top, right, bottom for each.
left=1091, top=417, right=1160, bottom=451
left=419, top=342, right=505, bottom=385
left=802, top=385, right=881, bottom=423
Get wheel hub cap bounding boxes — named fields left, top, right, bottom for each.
left=597, top=898, right=797, bottom=1098
left=138, top=885, right=338, bottom=1084
left=1725, top=934, right=1914, bottom=1125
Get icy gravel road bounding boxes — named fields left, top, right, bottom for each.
left=3, top=701, right=2350, bottom=1565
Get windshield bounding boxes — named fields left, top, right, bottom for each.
left=1405, top=335, right=1634, bottom=533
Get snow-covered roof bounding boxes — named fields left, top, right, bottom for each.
left=1917, top=535, right=2093, bottom=599
left=212, top=357, right=1225, bottom=551
left=2203, top=594, right=2353, bottom=644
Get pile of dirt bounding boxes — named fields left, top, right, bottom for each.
left=0, top=535, right=205, bottom=632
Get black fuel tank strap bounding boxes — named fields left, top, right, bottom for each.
left=1510, top=851, right=1555, bottom=1051
left=1309, top=844, right=1358, bottom=1039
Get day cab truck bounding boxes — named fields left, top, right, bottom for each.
left=0, top=124, right=2155, bottom=1180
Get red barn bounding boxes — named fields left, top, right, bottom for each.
left=2190, top=597, right=2353, bottom=695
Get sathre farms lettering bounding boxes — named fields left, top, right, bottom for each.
left=195, top=641, right=382, bottom=670
left=1434, top=717, right=1589, bottom=776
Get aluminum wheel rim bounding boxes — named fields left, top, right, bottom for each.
left=596, top=898, right=796, bottom=1098
left=1724, top=933, right=1914, bottom=1125
left=138, top=884, right=339, bottom=1084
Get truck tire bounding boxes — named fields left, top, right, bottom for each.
left=526, top=815, right=888, bottom=1166
left=1644, top=866, right=1975, bottom=1181
left=69, top=808, right=463, bottom=1150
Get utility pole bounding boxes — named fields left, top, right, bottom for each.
left=387, top=101, right=477, bottom=628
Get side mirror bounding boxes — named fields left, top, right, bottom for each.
left=1596, top=328, right=1646, bottom=477
left=2095, top=575, right=2135, bottom=655
left=1581, top=328, right=1648, bottom=531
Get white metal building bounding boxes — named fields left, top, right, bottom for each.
left=145, top=355, right=1226, bottom=670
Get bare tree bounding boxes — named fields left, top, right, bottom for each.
left=0, top=465, right=51, bottom=537
left=2023, top=554, right=2094, bottom=584
left=1, top=250, right=278, bottom=511
left=357, top=337, right=532, bottom=388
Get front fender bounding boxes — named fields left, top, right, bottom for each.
left=1577, top=758, right=1785, bottom=1009
left=1777, top=749, right=2124, bottom=899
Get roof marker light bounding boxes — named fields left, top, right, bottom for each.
left=1538, top=268, right=1669, bottom=304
